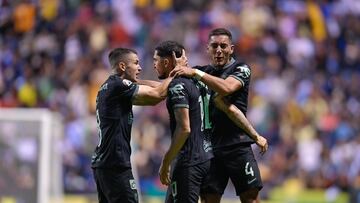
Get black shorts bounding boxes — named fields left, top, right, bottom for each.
left=165, top=160, right=211, bottom=203
left=202, top=144, right=263, bottom=196
left=93, top=167, right=139, bottom=203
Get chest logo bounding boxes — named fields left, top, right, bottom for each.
left=237, top=65, right=251, bottom=78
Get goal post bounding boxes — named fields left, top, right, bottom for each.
left=0, top=108, right=63, bottom=203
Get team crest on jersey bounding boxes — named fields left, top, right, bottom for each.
left=123, top=79, right=132, bottom=86
left=236, top=65, right=251, bottom=78
left=169, top=83, right=185, bottom=99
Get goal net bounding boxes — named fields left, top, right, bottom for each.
left=0, top=108, right=63, bottom=203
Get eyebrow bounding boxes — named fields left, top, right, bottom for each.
left=210, top=42, right=229, bottom=45
left=129, top=58, right=139, bottom=63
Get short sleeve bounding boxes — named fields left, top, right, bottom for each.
left=168, top=80, right=189, bottom=109
left=114, top=78, right=139, bottom=101
left=229, top=64, right=251, bottom=87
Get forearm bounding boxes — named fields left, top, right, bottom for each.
left=227, top=105, right=260, bottom=141
left=155, top=77, right=172, bottom=99
left=193, top=69, right=233, bottom=96
left=163, top=128, right=190, bottom=165
left=137, top=79, right=161, bottom=88
left=214, top=96, right=260, bottom=142
left=133, top=77, right=172, bottom=106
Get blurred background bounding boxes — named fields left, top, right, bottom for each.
left=0, top=0, right=360, bottom=202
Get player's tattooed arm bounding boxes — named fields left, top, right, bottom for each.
left=213, top=95, right=268, bottom=155
left=159, top=108, right=190, bottom=185
left=132, top=77, right=173, bottom=106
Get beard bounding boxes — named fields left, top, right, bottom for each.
left=158, top=74, right=167, bottom=80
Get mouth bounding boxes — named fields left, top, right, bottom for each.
left=215, top=57, right=223, bottom=63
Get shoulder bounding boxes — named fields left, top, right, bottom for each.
left=171, top=76, right=192, bottom=85
left=111, top=75, right=137, bottom=88
left=234, top=61, right=251, bottom=70
left=194, top=65, right=213, bottom=73
left=168, top=77, right=191, bottom=92
left=111, top=75, right=133, bottom=85
left=233, top=62, right=251, bottom=78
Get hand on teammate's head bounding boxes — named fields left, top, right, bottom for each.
left=172, top=49, right=188, bottom=67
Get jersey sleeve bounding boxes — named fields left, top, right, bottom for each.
left=229, top=64, right=251, bottom=87
left=114, top=78, right=139, bottom=101
left=168, top=79, right=189, bottom=109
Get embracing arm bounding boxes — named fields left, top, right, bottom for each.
left=132, top=77, right=172, bottom=106
left=213, top=95, right=268, bottom=154
left=170, top=66, right=242, bottom=96
left=136, top=79, right=161, bottom=88
left=197, top=70, right=242, bottom=96
left=159, top=108, right=190, bottom=185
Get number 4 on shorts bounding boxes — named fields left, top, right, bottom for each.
left=245, top=162, right=254, bottom=176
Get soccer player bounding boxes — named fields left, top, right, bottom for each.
left=170, top=28, right=268, bottom=203
left=154, top=41, right=213, bottom=203
left=91, top=48, right=173, bottom=203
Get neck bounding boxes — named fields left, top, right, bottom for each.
left=213, top=58, right=235, bottom=69
left=111, top=69, right=124, bottom=78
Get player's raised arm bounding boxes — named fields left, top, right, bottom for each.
left=132, top=77, right=172, bottom=106
left=213, top=94, right=268, bottom=155
left=159, top=107, right=191, bottom=185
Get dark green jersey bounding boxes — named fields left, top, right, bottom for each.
left=166, top=77, right=213, bottom=167
left=91, top=75, right=139, bottom=169
left=196, top=58, right=254, bottom=152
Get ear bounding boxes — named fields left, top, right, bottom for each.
left=118, top=62, right=126, bottom=72
left=230, top=44, right=234, bottom=54
left=164, top=58, right=171, bottom=68
left=206, top=44, right=211, bottom=54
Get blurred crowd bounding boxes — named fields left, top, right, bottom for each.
left=1, top=0, right=360, bottom=200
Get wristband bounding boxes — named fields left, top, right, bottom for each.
left=194, top=69, right=205, bottom=80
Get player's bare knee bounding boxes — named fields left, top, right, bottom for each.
left=240, top=188, right=259, bottom=203
left=200, top=194, right=221, bottom=203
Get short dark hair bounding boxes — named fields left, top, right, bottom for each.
left=155, top=41, right=185, bottom=58
left=208, top=28, right=232, bottom=41
left=108, top=48, right=137, bottom=69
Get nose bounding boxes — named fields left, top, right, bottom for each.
left=138, top=66, right=142, bottom=72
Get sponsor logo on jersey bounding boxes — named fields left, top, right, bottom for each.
left=129, top=179, right=137, bottom=190
left=203, top=139, right=212, bottom=152
left=123, top=79, right=132, bottom=86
